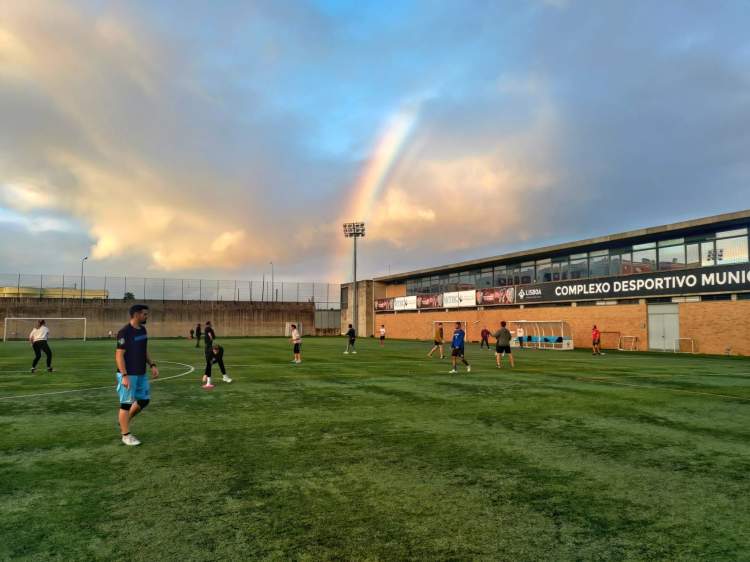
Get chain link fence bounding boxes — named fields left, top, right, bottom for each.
left=0, top=273, right=341, bottom=310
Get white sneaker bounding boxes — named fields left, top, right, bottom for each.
left=122, top=434, right=141, bottom=446
left=222, top=375, right=232, bottom=383
left=467, top=366, right=471, bottom=372
left=352, top=351, right=357, bottom=354
left=344, top=351, right=349, bottom=354
left=449, top=369, right=457, bottom=374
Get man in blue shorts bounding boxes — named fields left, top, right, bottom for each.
left=449, top=321, right=471, bottom=374
left=116, top=304, right=159, bottom=446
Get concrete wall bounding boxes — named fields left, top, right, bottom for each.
left=0, top=299, right=316, bottom=339
left=376, top=300, right=750, bottom=356
left=340, top=281, right=376, bottom=337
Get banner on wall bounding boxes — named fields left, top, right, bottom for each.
left=443, top=290, right=477, bottom=308
left=394, top=295, right=418, bottom=311
left=375, top=298, right=394, bottom=311
left=476, top=287, right=515, bottom=305
left=417, top=293, right=443, bottom=309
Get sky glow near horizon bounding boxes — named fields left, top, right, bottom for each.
left=0, top=1, right=748, bottom=282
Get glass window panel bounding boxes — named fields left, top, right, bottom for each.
left=589, top=252, right=609, bottom=277
left=715, top=236, right=749, bottom=264
left=632, top=248, right=656, bottom=273
left=658, top=245, right=686, bottom=270
left=536, top=259, right=552, bottom=283
left=477, top=268, right=493, bottom=288
left=493, top=266, right=507, bottom=287
left=717, top=227, right=748, bottom=238
left=458, top=271, right=474, bottom=290
left=686, top=244, right=700, bottom=268
left=658, top=238, right=684, bottom=247
left=569, top=257, right=588, bottom=279
left=519, top=261, right=535, bottom=284
left=570, top=252, right=587, bottom=260
left=632, top=242, right=656, bottom=250
left=509, top=265, right=521, bottom=285
left=430, top=276, right=441, bottom=294
left=701, top=241, right=715, bottom=267
left=609, top=249, right=631, bottom=275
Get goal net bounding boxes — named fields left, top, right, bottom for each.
left=599, top=331, right=621, bottom=350
left=507, top=320, right=574, bottom=350
left=3, top=318, right=87, bottom=342
left=430, top=320, right=467, bottom=342
left=674, top=337, right=696, bottom=354
left=618, top=335, right=639, bottom=351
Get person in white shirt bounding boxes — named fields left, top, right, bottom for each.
left=290, top=324, right=302, bottom=364
left=379, top=325, right=386, bottom=346
left=29, top=320, right=53, bottom=373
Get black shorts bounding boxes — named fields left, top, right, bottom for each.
left=593, top=339, right=601, bottom=346
left=433, top=340, right=442, bottom=346
left=496, top=345, right=511, bottom=354
left=380, top=336, right=385, bottom=341
left=451, top=346, right=465, bottom=357
left=293, top=343, right=301, bottom=353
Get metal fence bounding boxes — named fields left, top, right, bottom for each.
left=0, top=273, right=341, bottom=310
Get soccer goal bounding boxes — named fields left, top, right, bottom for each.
left=618, top=335, right=639, bottom=351
left=599, top=331, right=621, bottom=350
left=3, top=318, right=87, bottom=342
left=674, top=337, right=696, bottom=354
left=508, top=320, right=574, bottom=350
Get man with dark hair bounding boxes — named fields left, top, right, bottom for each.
left=290, top=324, right=302, bottom=364
left=195, top=323, right=202, bottom=347
left=203, top=341, right=231, bottom=388
left=344, top=324, right=356, bottom=354
left=29, top=319, right=53, bottom=373
left=449, top=321, right=471, bottom=374
left=480, top=327, right=491, bottom=349
left=204, top=321, right=215, bottom=347
left=592, top=325, right=602, bottom=356
left=493, top=321, right=515, bottom=368
left=428, top=322, right=444, bottom=359
left=115, top=304, right=159, bottom=446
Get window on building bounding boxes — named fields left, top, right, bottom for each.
left=715, top=236, right=749, bottom=264
left=447, top=272, right=459, bottom=292
left=686, top=243, right=700, bottom=269
left=477, top=268, right=493, bottom=288
left=569, top=253, right=588, bottom=279
left=519, top=261, right=535, bottom=284
left=536, top=259, right=552, bottom=283
left=458, top=270, right=475, bottom=290
left=494, top=266, right=508, bottom=287
left=588, top=250, right=609, bottom=278
left=609, top=249, right=631, bottom=276
left=509, top=265, right=521, bottom=285
left=406, top=279, right=417, bottom=295
left=658, top=244, right=686, bottom=270
left=716, top=227, right=748, bottom=239
left=551, top=256, right=568, bottom=281
left=632, top=247, right=656, bottom=273
left=701, top=241, right=715, bottom=267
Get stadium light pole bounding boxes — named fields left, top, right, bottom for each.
left=343, top=222, right=365, bottom=335
left=80, top=256, right=88, bottom=303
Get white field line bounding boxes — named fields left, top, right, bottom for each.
left=0, top=361, right=195, bottom=401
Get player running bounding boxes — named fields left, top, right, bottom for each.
left=379, top=325, right=386, bottom=346
left=428, top=322, right=445, bottom=359
left=344, top=324, right=357, bottom=354
left=204, top=321, right=216, bottom=347
left=592, top=325, right=603, bottom=355
left=449, top=321, right=471, bottom=374
left=29, top=320, right=53, bottom=373
left=203, top=342, right=232, bottom=388
left=290, top=324, right=302, bottom=363
left=115, top=304, right=159, bottom=446
left=480, top=327, right=491, bottom=349
left=195, top=323, right=202, bottom=347
left=492, top=321, right=515, bottom=368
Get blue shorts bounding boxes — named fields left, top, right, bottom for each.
left=116, top=373, right=150, bottom=404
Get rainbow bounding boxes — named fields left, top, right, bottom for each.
left=336, top=104, right=420, bottom=279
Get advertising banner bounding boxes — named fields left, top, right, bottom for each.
left=476, top=287, right=515, bottom=305
left=515, top=263, right=750, bottom=303
left=375, top=298, right=394, bottom=311
left=417, top=293, right=443, bottom=309
left=443, top=290, right=477, bottom=308
left=394, top=295, right=418, bottom=311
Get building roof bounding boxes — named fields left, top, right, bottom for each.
left=374, top=209, right=750, bottom=282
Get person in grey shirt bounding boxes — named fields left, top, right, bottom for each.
left=492, top=321, right=515, bottom=368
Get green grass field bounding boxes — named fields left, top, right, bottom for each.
left=1, top=337, right=749, bottom=561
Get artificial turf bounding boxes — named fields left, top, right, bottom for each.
left=1, top=336, right=749, bottom=561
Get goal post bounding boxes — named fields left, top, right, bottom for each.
left=618, top=335, right=639, bottom=351
left=3, top=318, right=87, bottom=342
left=674, top=337, right=696, bottom=354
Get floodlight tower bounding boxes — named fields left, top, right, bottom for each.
left=343, top=222, right=365, bottom=335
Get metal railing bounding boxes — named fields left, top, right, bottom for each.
left=0, top=273, right=341, bottom=310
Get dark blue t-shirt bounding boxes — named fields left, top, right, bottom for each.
left=116, top=324, right=148, bottom=375
left=452, top=328, right=466, bottom=348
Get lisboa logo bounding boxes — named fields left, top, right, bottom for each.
left=518, top=289, right=526, bottom=299
left=518, top=288, right=541, bottom=300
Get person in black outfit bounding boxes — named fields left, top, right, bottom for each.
left=195, top=323, right=202, bottom=347
left=204, top=321, right=215, bottom=347
left=344, top=324, right=356, bottom=354
left=202, top=342, right=232, bottom=387
left=29, top=319, right=53, bottom=372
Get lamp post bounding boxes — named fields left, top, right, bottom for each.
left=343, top=222, right=365, bottom=335
left=80, top=256, right=88, bottom=303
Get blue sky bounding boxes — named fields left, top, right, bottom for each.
left=0, top=1, right=748, bottom=282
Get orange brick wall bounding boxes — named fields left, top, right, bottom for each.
left=385, top=283, right=406, bottom=298
left=378, top=304, right=648, bottom=351
left=679, top=300, right=750, bottom=355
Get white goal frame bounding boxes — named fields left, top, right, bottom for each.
left=618, top=335, right=639, bottom=351
left=674, top=337, right=696, bottom=354
left=3, top=317, right=87, bottom=342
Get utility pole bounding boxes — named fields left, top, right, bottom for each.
left=343, top=222, right=365, bottom=335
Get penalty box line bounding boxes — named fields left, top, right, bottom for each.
left=0, top=361, right=195, bottom=401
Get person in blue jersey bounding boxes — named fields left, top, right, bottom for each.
left=115, top=304, right=159, bottom=446
left=449, top=321, right=471, bottom=374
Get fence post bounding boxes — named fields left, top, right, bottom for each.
left=104, top=275, right=108, bottom=301
left=124, top=276, right=127, bottom=300
left=181, top=279, right=184, bottom=302
left=162, top=278, right=165, bottom=303
left=234, top=280, right=237, bottom=303
left=39, top=274, right=43, bottom=300
left=249, top=281, right=252, bottom=302
left=199, top=279, right=202, bottom=302
left=143, top=278, right=146, bottom=301
left=312, top=282, right=315, bottom=304
left=216, top=279, right=220, bottom=302
left=17, top=273, right=20, bottom=300
left=281, top=282, right=284, bottom=302
left=297, top=282, right=299, bottom=302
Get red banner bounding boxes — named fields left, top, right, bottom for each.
left=476, top=287, right=515, bottom=305
left=375, top=298, right=394, bottom=311
left=417, top=293, right=443, bottom=309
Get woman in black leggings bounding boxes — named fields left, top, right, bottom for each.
left=29, top=320, right=53, bottom=373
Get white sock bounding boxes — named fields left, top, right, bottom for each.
left=206, top=377, right=212, bottom=385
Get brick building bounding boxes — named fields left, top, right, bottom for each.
left=342, top=210, right=750, bottom=355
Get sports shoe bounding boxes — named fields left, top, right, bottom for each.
left=30, top=367, right=36, bottom=373
left=122, top=434, right=141, bottom=446
left=467, top=366, right=471, bottom=372
left=47, top=367, right=54, bottom=372
left=202, top=383, right=215, bottom=390
left=343, top=351, right=349, bottom=354
left=352, top=351, right=357, bottom=354
left=449, top=369, right=457, bottom=374
left=222, top=375, right=232, bottom=383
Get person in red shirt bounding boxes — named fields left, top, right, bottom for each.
left=480, top=327, right=491, bottom=349
left=592, top=325, right=602, bottom=355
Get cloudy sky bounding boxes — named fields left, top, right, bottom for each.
left=1, top=0, right=748, bottom=282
